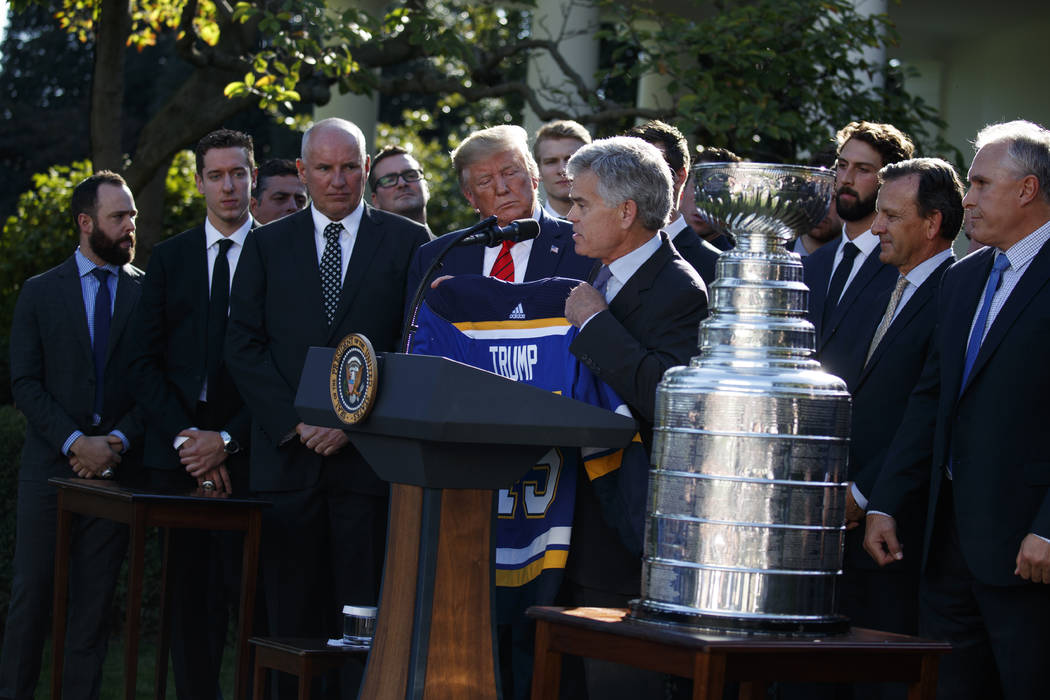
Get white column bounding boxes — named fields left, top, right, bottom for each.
left=523, top=0, right=600, bottom=136
left=852, top=0, right=887, bottom=90
left=313, top=0, right=383, bottom=151
left=634, top=19, right=675, bottom=115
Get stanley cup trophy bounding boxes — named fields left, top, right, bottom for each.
left=630, top=163, right=851, bottom=634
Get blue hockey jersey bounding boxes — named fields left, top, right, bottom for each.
left=408, top=274, right=631, bottom=596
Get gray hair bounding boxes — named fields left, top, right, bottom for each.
left=567, top=136, right=673, bottom=231
left=451, top=125, right=539, bottom=187
left=301, top=118, right=367, bottom=163
left=974, top=120, right=1050, bottom=205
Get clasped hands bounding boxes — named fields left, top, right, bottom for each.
left=68, top=434, right=123, bottom=478
left=176, top=428, right=232, bottom=493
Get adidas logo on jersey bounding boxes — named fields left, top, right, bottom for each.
left=508, top=303, right=526, bottom=320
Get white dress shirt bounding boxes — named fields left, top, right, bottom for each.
left=311, top=201, right=364, bottom=282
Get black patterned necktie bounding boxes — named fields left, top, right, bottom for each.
left=206, top=238, right=234, bottom=391
left=822, top=241, right=860, bottom=329
left=321, top=222, right=343, bottom=325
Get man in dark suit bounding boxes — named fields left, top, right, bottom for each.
left=0, top=172, right=144, bottom=700
left=227, top=118, right=429, bottom=695
left=130, top=128, right=257, bottom=699
left=562, top=136, right=708, bottom=699
left=804, top=121, right=915, bottom=390
left=865, top=120, right=1050, bottom=700
left=834, top=158, right=962, bottom=700
left=626, top=120, right=723, bottom=286
left=407, top=124, right=592, bottom=296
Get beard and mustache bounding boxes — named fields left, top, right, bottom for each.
left=835, top=186, right=877, bottom=223
left=89, top=219, right=135, bottom=265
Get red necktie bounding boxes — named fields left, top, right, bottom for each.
left=490, top=241, right=515, bottom=281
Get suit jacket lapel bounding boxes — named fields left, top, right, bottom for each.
left=107, top=265, right=141, bottom=364
left=609, top=236, right=670, bottom=322
left=945, top=249, right=993, bottom=399
left=858, top=257, right=952, bottom=385
left=963, top=238, right=1050, bottom=394
left=189, top=228, right=210, bottom=360
left=827, top=251, right=886, bottom=335
left=806, top=236, right=838, bottom=343
left=289, top=210, right=329, bottom=335
left=59, top=256, right=93, bottom=363
left=523, top=211, right=569, bottom=281
left=329, top=206, right=382, bottom=342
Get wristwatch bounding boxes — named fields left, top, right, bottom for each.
left=219, top=430, right=240, bottom=455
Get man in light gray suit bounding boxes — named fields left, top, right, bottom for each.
left=0, top=171, right=144, bottom=700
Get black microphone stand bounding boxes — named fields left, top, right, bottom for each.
left=399, top=216, right=499, bottom=353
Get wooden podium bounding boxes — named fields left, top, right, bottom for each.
left=295, top=350, right=636, bottom=699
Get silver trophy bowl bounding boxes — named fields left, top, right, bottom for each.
left=631, top=162, right=851, bottom=634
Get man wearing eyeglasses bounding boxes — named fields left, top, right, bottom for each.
left=370, top=145, right=432, bottom=237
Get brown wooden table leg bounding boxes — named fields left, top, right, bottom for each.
left=155, top=527, right=173, bottom=700
left=234, top=509, right=262, bottom=700
left=908, top=652, right=940, bottom=700
left=299, top=657, right=312, bottom=700
left=50, top=492, right=74, bottom=700
left=692, top=650, right=726, bottom=700
left=124, top=504, right=147, bottom=700
left=252, top=654, right=267, bottom=700
left=530, top=619, right=562, bottom=700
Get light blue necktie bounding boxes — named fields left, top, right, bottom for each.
left=960, top=253, right=1011, bottom=391
left=592, top=265, right=613, bottom=300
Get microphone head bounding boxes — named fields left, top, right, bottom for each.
left=510, top=218, right=541, bottom=241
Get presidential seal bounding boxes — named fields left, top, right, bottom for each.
left=330, top=333, right=378, bottom=424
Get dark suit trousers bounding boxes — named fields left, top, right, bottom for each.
left=0, top=477, right=127, bottom=700
left=920, top=483, right=1050, bottom=700
left=260, top=461, right=386, bottom=700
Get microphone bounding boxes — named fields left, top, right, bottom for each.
left=454, top=218, right=541, bottom=247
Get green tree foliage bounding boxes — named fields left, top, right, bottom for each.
left=0, top=152, right=204, bottom=403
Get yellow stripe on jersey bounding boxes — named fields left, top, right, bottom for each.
left=495, top=549, right=570, bottom=588
left=453, top=317, right=571, bottom=332
left=582, top=433, right=644, bottom=481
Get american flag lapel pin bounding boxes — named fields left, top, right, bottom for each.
left=550, top=245, right=559, bottom=254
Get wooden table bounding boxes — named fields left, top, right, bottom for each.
left=527, top=606, right=951, bottom=700
left=49, top=477, right=268, bottom=700
left=250, top=636, right=369, bottom=700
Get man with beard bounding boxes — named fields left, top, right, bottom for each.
left=803, top=121, right=914, bottom=389
left=369, top=145, right=432, bottom=235
left=130, top=128, right=257, bottom=699
left=0, top=172, right=144, bottom=700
